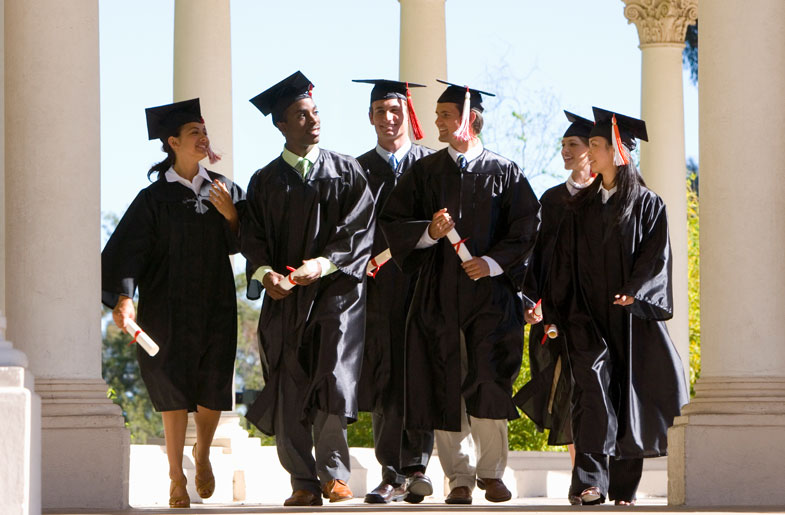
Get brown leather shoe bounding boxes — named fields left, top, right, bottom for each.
left=364, top=482, right=405, bottom=503
left=284, top=489, right=323, bottom=506
left=478, top=477, right=512, bottom=502
left=445, top=485, right=473, bottom=504
left=322, top=479, right=353, bottom=502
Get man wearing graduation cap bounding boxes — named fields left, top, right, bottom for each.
left=546, top=108, right=688, bottom=505
left=513, top=110, right=596, bottom=455
left=352, top=79, right=435, bottom=504
left=379, top=80, right=540, bottom=504
left=240, top=71, right=376, bottom=506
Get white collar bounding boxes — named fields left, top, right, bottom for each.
left=447, top=140, right=484, bottom=165
left=165, top=163, right=212, bottom=194
left=600, top=183, right=618, bottom=204
left=282, top=145, right=320, bottom=167
left=565, top=174, right=595, bottom=196
left=375, top=140, right=412, bottom=165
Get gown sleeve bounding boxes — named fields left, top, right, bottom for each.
left=101, top=189, right=157, bottom=309
left=240, top=173, right=271, bottom=300
left=222, top=179, right=246, bottom=255
left=620, top=195, right=673, bottom=321
left=483, top=163, right=541, bottom=272
left=377, top=162, right=435, bottom=273
left=319, top=159, right=376, bottom=282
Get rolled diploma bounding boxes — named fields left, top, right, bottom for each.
left=366, top=248, right=392, bottom=276
left=446, top=228, right=472, bottom=262
left=279, top=260, right=321, bottom=291
left=534, top=299, right=543, bottom=318
left=124, top=318, right=160, bottom=357
left=545, top=324, right=559, bottom=339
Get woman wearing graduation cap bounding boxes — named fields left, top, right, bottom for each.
left=514, top=110, right=596, bottom=460
left=547, top=108, right=689, bottom=505
left=102, top=98, right=245, bottom=508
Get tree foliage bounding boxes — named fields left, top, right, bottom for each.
left=683, top=23, right=698, bottom=86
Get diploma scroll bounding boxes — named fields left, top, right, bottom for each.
left=534, top=299, right=543, bottom=318
left=124, top=318, right=160, bottom=357
left=366, top=248, right=392, bottom=278
left=446, top=228, right=472, bottom=262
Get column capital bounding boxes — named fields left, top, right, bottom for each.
left=622, top=0, right=698, bottom=46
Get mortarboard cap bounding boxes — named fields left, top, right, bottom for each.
left=590, top=107, right=648, bottom=166
left=145, top=98, right=203, bottom=141
left=436, top=79, right=495, bottom=142
left=562, top=110, right=594, bottom=140
left=435, top=79, right=495, bottom=113
left=352, top=79, right=426, bottom=140
left=250, top=71, right=314, bottom=124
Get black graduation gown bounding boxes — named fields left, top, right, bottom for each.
left=101, top=171, right=245, bottom=412
left=549, top=180, right=689, bottom=458
left=356, top=144, right=433, bottom=413
left=379, top=148, right=541, bottom=431
left=514, top=183, right=574, bottom=445
left=241, top=149, right=375, bottom=436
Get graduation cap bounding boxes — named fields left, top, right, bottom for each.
left=145, top=98, right=221, bottom=164
left=590, top=107, right=648, bottom=167
left=436, top=80, right=496, bottom=142
left=250, top=71, right=314, bottom=124
left=352, top=79, right=426, bottom=140
left=145, top=98, right=203, bottom=141
left=562, top=110, right=594, bottom=140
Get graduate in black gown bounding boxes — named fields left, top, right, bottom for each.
left=548, top=108, right=689, bottom=505
left=514, top=111, right=596, bottom=456
left=102, top=98, right=244, bottom=508
left=379, top=81, right=540, bottom=504
left=352, top=79, right=435, bottom=504
left=240, top=72, right=375, bottom=506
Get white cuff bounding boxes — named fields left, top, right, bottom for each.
left=481, top=256, right=503, bottom=277
left=415, top=225, right=440, bottom=249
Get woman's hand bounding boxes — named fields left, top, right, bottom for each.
left=427, top=208, right=455, bottom=239
left=613, top=294, right=634, bottom=306
left=292, top=259, right=322, bottom=286
left=112, top=295, right=135, bottom=332
left=209, top=180, right=239, bottom=233
left=262, top=272, right=293, bottom=300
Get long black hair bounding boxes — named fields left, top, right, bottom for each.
left=147, top=127, right=181, bottom=181
left=570, top=144, right=647, bottom=226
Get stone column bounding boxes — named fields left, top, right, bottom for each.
left=0, top=0, right=5, bottom=314
left=623, top=0, right=698, bottom=383
left=667, top=0, right=785, bottom=506
left=399, top=0, right=447, bottom=149
left=174, top=0, right=234, bottom=179
left=5, top=0, right=129, bottom=509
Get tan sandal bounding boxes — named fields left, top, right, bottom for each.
left=169, top=476, right=190, bottom=508
left=192, top=443, right=215, bottom=499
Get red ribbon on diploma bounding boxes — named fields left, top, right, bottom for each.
left=128, top=330, right=142, bottom=346
left=286, top=265, right=297, bottom=283
left=368, top=258, right=384, bottom=278
left=452, top=237, right=469, bottom=254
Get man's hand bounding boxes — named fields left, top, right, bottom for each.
left=263, top=271, right=293, bottom=300
left=461, top=257, right=490, bottom=280
left=427, top=208, right=455, bottom=240
left=524, top=308, right=542, bottom=325
left=613, top=294, right=634, bottom=306
left=292, top=259, right=322, bottom=286
left=112, top=295, right=135, bottom=332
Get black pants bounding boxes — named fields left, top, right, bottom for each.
left=372, top=407, right=434, bottom=485
left=570, top=452, right=643, bottom=502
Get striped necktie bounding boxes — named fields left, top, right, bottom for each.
left=457, top=154, right=468, bottom=171
left=388, top=153, right=399, bottom=172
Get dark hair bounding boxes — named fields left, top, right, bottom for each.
left=147, top=127, right=181, bottom=180
left=471, top=108, right=484, bottom=136
left=571, top=142, right=646, bottom=226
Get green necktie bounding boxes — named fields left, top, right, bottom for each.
left=296, top=158, right=310, bottom=177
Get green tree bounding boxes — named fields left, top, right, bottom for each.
left=687, top=174, right=701, bottom=393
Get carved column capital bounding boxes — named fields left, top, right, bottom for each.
left=622, top=0, right=698, bottom=46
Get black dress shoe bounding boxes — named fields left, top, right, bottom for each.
left=364, top=482, right=406, bottom=504
left=405, top=471, right=433, bottom=500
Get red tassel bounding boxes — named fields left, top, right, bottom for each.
left=308, top=84, right=313, bottom=98
left=453, top=87, right=472, bottom=142
left=612, top=114, right=629, bottom=166
left=406, top=82, right=424, bottom=141
left=206, top=145, right=222, bottom=164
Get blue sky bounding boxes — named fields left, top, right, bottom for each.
left=99, top=0, right=698, bottom=220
